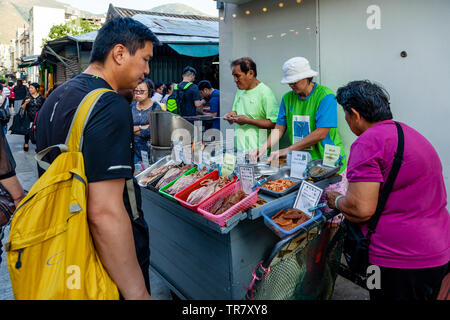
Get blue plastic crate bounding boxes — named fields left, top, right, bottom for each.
left=260, top=196, right=323, bottom=239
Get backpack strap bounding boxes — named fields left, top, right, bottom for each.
left=66, top=88, right=114, bottom=152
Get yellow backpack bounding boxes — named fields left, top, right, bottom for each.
left=5, top=89, right=119, bottom=300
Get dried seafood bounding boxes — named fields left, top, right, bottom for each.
left=261, top=179, right=297, bottom=193
left=186, top=176, right=231, bottom=205
left=165, top=167, right=208, bottom=195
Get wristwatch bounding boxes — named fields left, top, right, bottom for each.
left=139, top=125, right=142, bottom=130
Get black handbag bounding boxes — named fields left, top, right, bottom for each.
left=0, top=99, right=10, bottom=125
left=343, top=121, right=405, bottom=277
left=0, top=183, right=15, bottom=227
left=9, top=108, right=31, bottom=136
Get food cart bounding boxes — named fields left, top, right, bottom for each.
left=137, top=149, right=344, bottom=300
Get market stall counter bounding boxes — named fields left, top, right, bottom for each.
left=139, top=158, right=343, bottom=300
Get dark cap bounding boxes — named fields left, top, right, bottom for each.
left=183, top=66, right=197, bottom=75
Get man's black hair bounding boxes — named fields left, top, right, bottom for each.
left=8, top=81, right=13, bottom=86
left=336, top=80, right=393, bottom=123
left=0, top=80, right=5, bottom=84
left=198, top=80, right=212, bottom=91
left=230, top=57, right=257, bottom=77
left=182, top=66, right=197, bottom=77
left=89, top=17, right=160, bottom=64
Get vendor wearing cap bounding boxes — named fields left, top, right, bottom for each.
left=224, top=57, right=279, bottom=153
left=256, top=57, right=347, bottom=171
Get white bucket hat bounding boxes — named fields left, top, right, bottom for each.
left=281, top=57, right=318, bottom=84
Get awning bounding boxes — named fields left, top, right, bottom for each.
left=167, top=44, right=219, bottom=57
left=18, top=55, right=40, bottom=68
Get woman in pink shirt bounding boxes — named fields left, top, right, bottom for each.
left=326, top=80, right=449, bottom=300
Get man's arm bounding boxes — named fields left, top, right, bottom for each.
left=87, top=178, right=151, bottom=300
left=232, top=115, right=276, bottom=129
left=0, top=175, right=25, bottom=207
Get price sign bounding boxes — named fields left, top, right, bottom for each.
left=172, top=141, right=183, bottom=163
left=290, top=151, right=311, bottom=179
left=293, top=180, right=323, bottom=217
left=222, top=153, right=236, bottom=177
left=238, top=165, right=255, bottom=194
left=323, top=144, right=341, bottom=168
left=141, top=151, right=149, bottom=168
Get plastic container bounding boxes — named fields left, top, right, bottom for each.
left=198, top=181, right=259, bottom=227
left=259, top=167, right=302, bottom=198
left=174, top=170, right=238, bottom=212
left=260, top=196, right=323, bottom=239
left=158, top=166, right=198, bottom=202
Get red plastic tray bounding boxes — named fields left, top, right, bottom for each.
left=174, top=169, right=237, bottom=212
left=197, top=181, right=259, bottom=227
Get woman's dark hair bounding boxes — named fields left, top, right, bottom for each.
left=8, top=81, right=13, bottom=86
left=230, top=57, right=257, bottom=77
left=139, top=78, right=155, bottom=99
left=16, top=79, right=23, bottom=88
left=336, top=80, right=393, bottom=122
left=89, top=17, right=160, bottom=64
left=30, top=82, right=40, bottom=92
left=0, top=84, right=3, bottom=92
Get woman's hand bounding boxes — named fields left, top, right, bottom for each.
left=325, top=191, right=344, bottom=210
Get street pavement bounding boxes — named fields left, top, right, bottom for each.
left=0, top=131, right=368, bottom=300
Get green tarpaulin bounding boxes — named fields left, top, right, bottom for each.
left=167, top=44, right=219, bottom=57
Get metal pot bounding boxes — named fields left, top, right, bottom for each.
left=149, top=111, right=194, bottom=147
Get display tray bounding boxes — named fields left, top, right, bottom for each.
left=158, top=166, right=198, bottom=202
left=258, top=167, right=302, bottom=198
left=135, top=155, right=181, bottom=187
left=307, top=159, right=341, bottom=181
left=260, top=197, right=323, bottom=239
left=174, top=169, right=238, bottom=212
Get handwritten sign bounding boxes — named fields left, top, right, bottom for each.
left=293, top=181, right=323, bottom=217
left=323, top=144, right=341, bottom=168
left=222, top=153, right=236, bottom=177
left=238, top=165, right=255, bottom=194
left=290, top=151, right=311, bottom=179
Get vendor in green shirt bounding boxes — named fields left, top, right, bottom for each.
left=224, top=57, right=279, bottom=152
left=256, top=57, right=347, bottom=173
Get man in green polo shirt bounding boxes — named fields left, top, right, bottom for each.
left=224, top=57, right=279, bottom=153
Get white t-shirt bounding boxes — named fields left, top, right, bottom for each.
left=2, top=87, right=10, bottom=97
left=151, top=92, right=163, bottom=102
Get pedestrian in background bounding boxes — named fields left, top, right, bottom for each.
left=198, top=79, right=221, bottom=131
left=12, top=80, right=27, bottom=116
left=161, top=82, right=175, bottom=105
left=131, top=78, right=162, bottom=166
left=151, top=81, right=165, bottom=103
left=20, top=83, right=44, bottom=151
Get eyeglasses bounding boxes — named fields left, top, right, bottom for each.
left=133, top=89, right=148, bottom=94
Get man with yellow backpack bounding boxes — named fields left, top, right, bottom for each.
left=6, top=17, right=158, bottom=300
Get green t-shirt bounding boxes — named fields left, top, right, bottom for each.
left=232, top=82, right=279, bottom=151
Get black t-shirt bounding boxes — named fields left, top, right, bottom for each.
left=178, top=81, right=200, bottom=117
left=35, top=74, right=150, bottom=287
left=13, top=86, right=27, bottom=101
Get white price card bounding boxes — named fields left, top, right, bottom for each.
left=293, top=180, right=323, bottom=217
left=141, top=151, right=149, bottom=169
left=323, top=144, right=341, bottom=168
left=290, top=151, right=311, bottom=179
left=238, top=165, right=255, bottom=194
left=182, top=144, right=193, bottom=164
left=172, top=141, right=183, bottom=163
left=222, top=153, right=236, bottom=177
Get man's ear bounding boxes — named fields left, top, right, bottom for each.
left=247, top=70, right=255, bottom=79
left=110, top=44, right=128, bottom=66
left=351, top=108, right=361, bottom=121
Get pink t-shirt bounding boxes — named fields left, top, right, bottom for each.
left=347, top=120, right=450, bottom=269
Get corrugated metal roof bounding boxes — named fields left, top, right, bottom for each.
left=111, top=6, right=218, bottom=22
left=132, top=14, right=218, bottom=40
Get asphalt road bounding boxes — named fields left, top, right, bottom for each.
left=0, top=131, right=368, bottom=300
